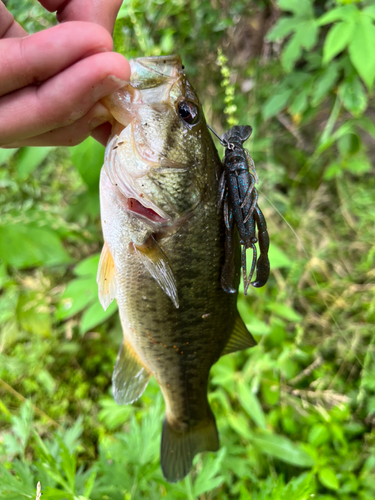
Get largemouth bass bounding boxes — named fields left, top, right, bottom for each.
left=98, top=55, right=256, bottom=482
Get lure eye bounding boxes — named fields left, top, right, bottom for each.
left=178, top=101, right=199, bottom=125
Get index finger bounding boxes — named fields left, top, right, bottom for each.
left=0, top=1, right=28, bottom=38
left=0, top=22, right=114, bottom=97
left=39, top=0, right=123, bottom=33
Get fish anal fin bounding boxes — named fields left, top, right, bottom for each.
left=221, top=312, right=257, bottom=356
left=112, top=339, right=151, bottom=405
left=97, top=242, right=117, bottom=311
left=161, top=411, right=219, bottom=482
left=134, top=235, right=179, bottom=309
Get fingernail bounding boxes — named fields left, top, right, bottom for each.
left=92, top=75, right=128, bottom=101
left=89, top=103, right=113, bottom=130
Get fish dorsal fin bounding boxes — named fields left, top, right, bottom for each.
left=97, top=243, right=117, bottom=311
left=112, top=339, right=151, bottom=405
left=221, top=312, right=257, bottom=356
left=134, top=235, right=179, bottom=309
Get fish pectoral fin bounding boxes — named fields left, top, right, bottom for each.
left=221, top=312, right=257, bottom=356
left=134, top=235, right=179, bottom=309
left=161, top=411, right=219, bottom=483
left=97, top=242, right=117, bottom=311
left=112, top=339, right=151, bottom=405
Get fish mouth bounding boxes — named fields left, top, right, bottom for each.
left=127, top=198, right=168, bottom=223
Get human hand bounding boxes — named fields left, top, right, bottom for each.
left=0, top=0, right=130, bottom=147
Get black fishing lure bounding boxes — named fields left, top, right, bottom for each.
left=208, top=124, right=270, bottom=295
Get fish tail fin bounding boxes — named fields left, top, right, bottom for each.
left=160, top=410, right=219, bottom=483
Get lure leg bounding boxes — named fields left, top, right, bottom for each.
left=243, top=241, right=257, bottom=295
left=240, top=174, right=255, bottom=209
left=223, top=192, right=233, bottom=232
left=243, top=187, right=258, bottom=224
left=251, top=205, right=270, bottom=288
left=217, top=172, right=226, bottom=213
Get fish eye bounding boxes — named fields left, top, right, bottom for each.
left=177, top=101, right=199, bottom=125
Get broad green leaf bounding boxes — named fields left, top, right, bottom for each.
left=268, top=303, right=302, bottom=322
left=80, top=298, right=117, bottom=334
left=318, top=468, right=340, bottom=490
left=242, top=315, right=271, bottom=336
left=252, top=432, right=315, bottom=467
left=278, top=0, right=313, bottom=18
left=17, top=147, right=54, bottom=179
left=312, top=64, right=339, bottom=105
left=267, top=17, right=299, bottom=41
left=317, top=5, right=358, bottom=26
left=0, top=224, right=71, bottom=268
left=227, top=414, right=253, bottom=440
left=323, top=21, right=354, bottom=64
left=70, top=136, right=104, bottom=191
left=74, top=253, right=100, bottom=277
left=268, top=244, right=292, bottom=269
left=263, top=89, right=293, bottom=119
left=281, top=33, right=303, bottom=72
left=0, top=148, right=18, bottom=166
left=348, top=16, right=375, bottom=89
left=364, top=5, right=375, bottom=21
left=337, top=133, right=361, bottom=156
left=338, top=75, right=368, bottom=117
left=57, top=277, right=97, bottom=320
left=345, top=153, right=371, bottom=175
left=308, top=424, right=330, bottom=446
left=289, top=90, right=308, bottom=115
left=325, top=160, right=342, bottom=180
left=298, top=21, right=318, bottom=50
left=237, top=382, right=267, bottom=429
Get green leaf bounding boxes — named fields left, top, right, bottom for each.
left=364, top=5, right=375, bottom=21
left=312, top=64, right=339, bottom=106
left=324, top=161, right=343, bottom=180
left=252, top=432, right=315, bottom=467
left=237, top=382, right=267, bottom=429
left=318, top=468, right=340, bottom=490
left=0, top=224, right=71, bottom=268
left=268, top=244, right=292, bottom=269
left=298, top=21, right=318, bottom=50
left=57, top=277, right=97, bottom=320
left=263, top=89, right=293, bottom=119
left=70, top=136, right=105, bottom=191
left=337, top=133, right=361, bottom=156
left=348, top=16, right=375, bottom=89
left=308, top=424, right=330, bottom=446
left=338, top=75, right=368, bottom=117
left=80, top=298, right=117, bottom=334
left=74, top=253, right=100, bottom=277
left=278, top=0, right=313, bottom=18
left=192, top=448, right=225, bottom=497
left=17, top=147, right=54, bottom=179
left=317, top=5, right=358, bottom=26
left=281, top=33, right=303, bottom=72
left=0, top=148, right=18, bottom=166
left=323, top=21, right=354, bottom=64
left=289, top=90, right=308, bottom=115
left=267, top=17, right=299, bottom=41
left=268, top=303, right=302, bottom=322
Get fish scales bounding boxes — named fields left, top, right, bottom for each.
left=98, top=55, right=256, bottom=482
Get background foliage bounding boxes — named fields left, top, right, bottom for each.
left=1, top=0, right=375, bottom=498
